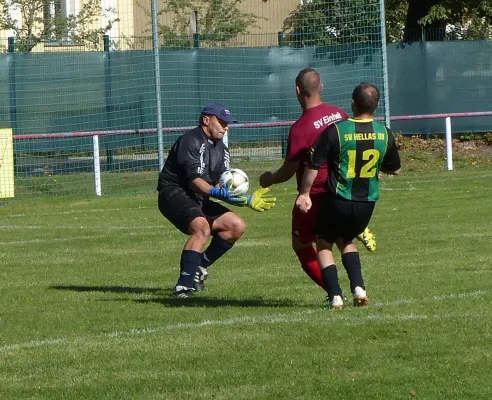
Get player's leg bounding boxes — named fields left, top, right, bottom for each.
left=337, top=201, right=375, bottom=306
left=194, top=201, right=246, bottom=291
left=313, top=195, right=354, bottom=308
left=292, top=236, right=324, bottom=289
left=337, top=241, right=368, bottom=307
left=291, top=193, right=325, bottom=289
left=336, top=240, right=367, bottom=306
left=174, top=216, right=213, bottom=296
left=158, top=187, right=210, bottom=297
left=316, top=238, right=344, bottom=309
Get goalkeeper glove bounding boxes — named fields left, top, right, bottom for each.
left=209, top=186, right=233, bottom=201
left=209, top=186, right=247, bottom=206
left=229, top=187, right=276, bottom=212
left=209, top=187, right=276, bottom=212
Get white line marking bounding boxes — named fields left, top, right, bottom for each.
left=0, top=227, right=177, bottom=245
left=7, top=207, right=153, bottom=219
left=373, top=289, right=488, bottom=306
left=0, top=235, right=108, bottom=245
left=0, top=225, right=162, bottom=231
left=0, top=289, right=488, bottom=353
left=2, top=338, right=68, bottom=351
left=380, top=187, right=416, bottom=191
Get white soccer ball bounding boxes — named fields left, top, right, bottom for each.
left=219, top=168, right=249, bottom=195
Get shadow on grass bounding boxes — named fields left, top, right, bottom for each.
left=49, top=285, right=299, bottom=308
left=49, top=285, right=164, bottom=295
left=135, top=296, right=297, bottom=308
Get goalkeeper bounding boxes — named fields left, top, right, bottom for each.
left=157, top=102, right=275, bottom=298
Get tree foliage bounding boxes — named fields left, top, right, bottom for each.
left=280, top=0, right=492, bottom=45
left=416, top=0, right=492, bottom=40
left=282, top=0, right=381, bottom=47
left=138, top=0, right=264, bottom=48
left=0, top=0, right=118, bottom=52
left=383, top=0, right=407, bottom=42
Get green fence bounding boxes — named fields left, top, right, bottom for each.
left=2, top=40, right=492, bottom=198
left=2, top=41, right=492, bottom=146
left=0, top=44, right=386, bottom=152
left=388, top=40, right=492, bottom=134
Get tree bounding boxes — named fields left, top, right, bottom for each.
left=0, top=0, right=119, bottom=52
left=403, top=0, right=445, bottom=42
left=412, top=0, right=492, bottom=41
left=282, top=0, right=381, bottom=47
left=137, top=0, right=264, bottom=48
left=281, top=0, right=492, bottom=46
left=383, top=0, right=407, bottom=42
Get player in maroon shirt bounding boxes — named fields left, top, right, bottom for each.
left=260, top=68, right=375, bottom=291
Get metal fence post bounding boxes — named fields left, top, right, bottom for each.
left=379, top=0, right=391, bottom=128
left=103, top=34, right=110, bottom=52
left=278, top=31, right=285, bottom=47
left=8, top=37, right=17, bottom=131
left=151, top=0, right=164, bottom=171
left=8, top=37, right=15, bottom=53
left=192, top=10, right=199, bottom=48
left=106, top=144, right=115, bottom=172
left=103, top=34, right=113, bottom=174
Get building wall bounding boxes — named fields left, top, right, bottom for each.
left=240, top=0, right=300, bottom=34
left=125, top=0, right=301, bottom=48
left=0, top=0, right=301, bottom=52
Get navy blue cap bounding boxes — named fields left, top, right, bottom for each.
left=201, top=103, right=237, bottom=123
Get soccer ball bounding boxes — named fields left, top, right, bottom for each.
left=219, top=168, right=249, bottom=195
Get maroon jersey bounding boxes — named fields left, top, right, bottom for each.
left=286, top=103, right=348, bottom=194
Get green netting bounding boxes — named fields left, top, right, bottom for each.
left=388, top=40, right=492, bottom=134
left=0, top=0, right=386, bottom=197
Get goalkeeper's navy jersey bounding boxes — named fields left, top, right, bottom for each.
left=157, top=126, right=230, bottom=192
left=309, top=118, right=401, bottom=202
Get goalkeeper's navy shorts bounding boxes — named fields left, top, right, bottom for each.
left=158, top=184, right=231, bottom=234
left=313, top=195, right=375, bottom=244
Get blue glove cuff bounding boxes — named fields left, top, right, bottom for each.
left=209, top=187, right=229, bottom=200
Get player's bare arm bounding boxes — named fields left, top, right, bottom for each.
left=298, top=167, right=318, bottom=196
left=296, top=168, right=318, bottom=213
left=260, top=160, right=298, bottom=188
left=189, top=177, right=216, bottom=195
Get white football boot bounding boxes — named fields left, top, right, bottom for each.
left=353, top=286, right=369, bottom=307
left=329, top=295, right=344, bottom=310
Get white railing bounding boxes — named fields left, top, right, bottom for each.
left=13, top=111, right=492, bottom=196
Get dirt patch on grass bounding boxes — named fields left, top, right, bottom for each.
left=396, top=135, right=492, bottom=158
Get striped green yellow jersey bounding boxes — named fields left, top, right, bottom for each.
left=308, top=118, right=401, bottom=202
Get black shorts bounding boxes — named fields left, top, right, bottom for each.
left=158, top=185, right=231, bottom=234
left=313, top=195, right=375, bottom=244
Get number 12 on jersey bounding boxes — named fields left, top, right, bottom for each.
left=346, top=149, right=380, bottom=178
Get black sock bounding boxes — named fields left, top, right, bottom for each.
left=341, top=252, right=364, bottom=293
left=201, top=236, right=233, bottom=268
left=321, top=265, right=342, bottom=300
left=177, top=250, right=202, bottom=288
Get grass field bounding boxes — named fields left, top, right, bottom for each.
left=1, top=151, right=491, bottom=399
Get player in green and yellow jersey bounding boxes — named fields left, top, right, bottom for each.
left=296, top=82, right=401, bottom=309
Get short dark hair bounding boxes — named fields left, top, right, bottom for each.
left=295, top=68, right=322, bottom=97
left=352, top=82, right=380, bottom=114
